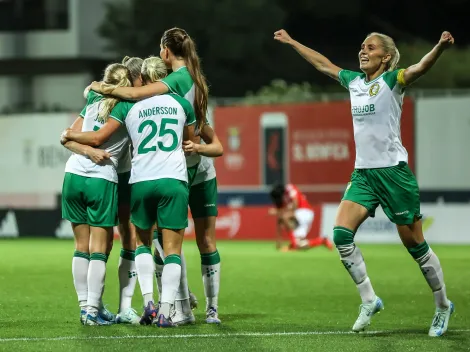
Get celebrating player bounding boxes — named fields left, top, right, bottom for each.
left=269, top=183, right=332, bottom=251
left=274, top=29, right=455, bottom=336
left=64, top=56, right=197, bottom=327
left=61, top=63, right=133, bottom=325
left=90, top=27, right=223, bottom=325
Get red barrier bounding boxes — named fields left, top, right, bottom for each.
left=214, top=100, right=415, bottom=193
left=185, top=205, right=322, bottom=240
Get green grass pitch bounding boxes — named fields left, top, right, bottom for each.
left=0, top=239, right=469, bottom=351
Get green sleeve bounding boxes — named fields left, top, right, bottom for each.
left=383, top=69, right=404, bottom=90
left=79, top=105, right=87, bottom=118
left=161, top=72, right=180, bottom=94
left=169, top=94, right=196, bottom=126
left=338, top=70, right=363, bottom=90
left=109, top=101, right=134, bottom=124
left=80, top=91, right=102, bottom=117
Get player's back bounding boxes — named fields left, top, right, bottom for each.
left=125, top=93, right=195, bottom=184
left=284, top=184, right=311, bottom=209
left=65, top=91, right=129, bottom=182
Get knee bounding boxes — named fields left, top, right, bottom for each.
left=333, top=226, right=355, bottom=247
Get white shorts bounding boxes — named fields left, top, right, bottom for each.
left=292, top=208, right=314, bottom=239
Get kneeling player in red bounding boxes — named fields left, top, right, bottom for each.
left=269, top=184, right=332, bottom=251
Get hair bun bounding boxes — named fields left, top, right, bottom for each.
left=122, top=56, right=131, bottom=64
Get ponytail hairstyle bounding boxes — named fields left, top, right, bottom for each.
left=141, top=56, right=168, bottom=84
left=122, top=56, right=144, bottom=84
left=161, top=27, right=209, bottom=130
left=98, top=63, right=132, bottom=123
left=366, top=32, right=400, bottom=72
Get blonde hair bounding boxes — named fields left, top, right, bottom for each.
left=122, top=56, right=144, bottom=83
left=141, top=56, right=168, bottom=84
left=98, top=63, right=132, bottom=123
left=366, top=32, right=400, bottom=72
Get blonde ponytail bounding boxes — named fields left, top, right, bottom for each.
left=141, top=56, right=168, bottom=84
left=97, top=63, right=132, bottom=123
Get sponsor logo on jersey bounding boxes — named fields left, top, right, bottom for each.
left=394, top=210, right=410, bottom=216
left=351, top=104, right=375, bottom=116
left=369, top=83, right=380, bottom=96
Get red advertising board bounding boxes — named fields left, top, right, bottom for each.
left=214, top=99, right=414, bottom=190
left=184, top=205, right=322, bottom=240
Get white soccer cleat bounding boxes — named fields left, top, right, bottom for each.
left=352, top=296, right=384, bottom=332
left=429, top=301, right=454, bottom=337
left=116, top=307, right=141, bottom=325
left=170, top=302, right=196, bottom=326
left=206, top=306, right=221, bottom=324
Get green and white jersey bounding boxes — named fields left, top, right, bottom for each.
left=119, top=93, right=196, bottom=184
left=339, top=69, right=408, bottom=169
left=192, top=119, right=216, bottom=185
left=161, top=66, right=200, bottom=168
left=65, top=91, right=130, bottom=183
left=161, top=66, right=216, bottom=180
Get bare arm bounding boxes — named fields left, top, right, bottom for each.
left=90, top=81, right=169, bottom=100
left=60, top=117, right=110, bottom=163
left=402, top=31, right=454, bottom=86
left=64, top=118, right=122, bottom=147
left=183, top=124, right=224, bottom=157
left=274, top=29, right=342, bottom=81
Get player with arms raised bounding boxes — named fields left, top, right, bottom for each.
left=274, top=29, right=455, bottom=336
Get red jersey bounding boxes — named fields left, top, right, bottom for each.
left=282, top=184, right=311, bottom=209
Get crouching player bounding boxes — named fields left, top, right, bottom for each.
left=269, top=184, right=332, bottom=251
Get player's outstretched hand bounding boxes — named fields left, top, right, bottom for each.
left=438, top=31, right=454, bottom=50
left=274, top=29, right=293, bottom=44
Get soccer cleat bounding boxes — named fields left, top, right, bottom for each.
left=155, top=314, right=175, bottom=328
left=171, top=307, right=196, bottom=326
left=352, top=296, right=384, bottom=332
left=189, top=290, right=198, bottom=310
left=79, top=309, right=87, bottom=325
left=140, top=301, right=158, bottom=325
left=116, top=307, right=141, bottom=325
left=84, top=311, right=113, bottom=326
left=428, top=301, right=454, bottom=337
left=98, top=304, right=116, bottom=323
left=206, top=306, right=221, bottom=324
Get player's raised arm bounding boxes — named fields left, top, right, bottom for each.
left=274, top=29, right=342, bottom=81
left=90, top=81, right=169, bottom=100
left=401, top=31, right=454, bottom=86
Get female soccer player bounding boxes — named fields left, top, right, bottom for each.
left=70, top=56, right=146, bottom=325
left=64, top=56, right=197, bottom=327
left=274, top=29, right=455, bottom=337
left=90, top=27, right=223, bottom=324
left=61, top=63, right=132, bottom=325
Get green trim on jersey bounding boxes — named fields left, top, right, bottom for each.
left=382, top=69, right=403, bottom=91
left=161, top=66, right=193, bottom=96
left=110, top=101, right=136, bottom=123
left=80, top=91, right=104, bottom=117
left=338, top=70, right=364, bottom=89
left=169, top=94, right=196, bottom=126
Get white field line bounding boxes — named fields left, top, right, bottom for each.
left=1, top=330, right=469, bottom=343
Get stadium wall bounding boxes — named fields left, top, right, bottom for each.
left=0, top=96, right=469, bottom=242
